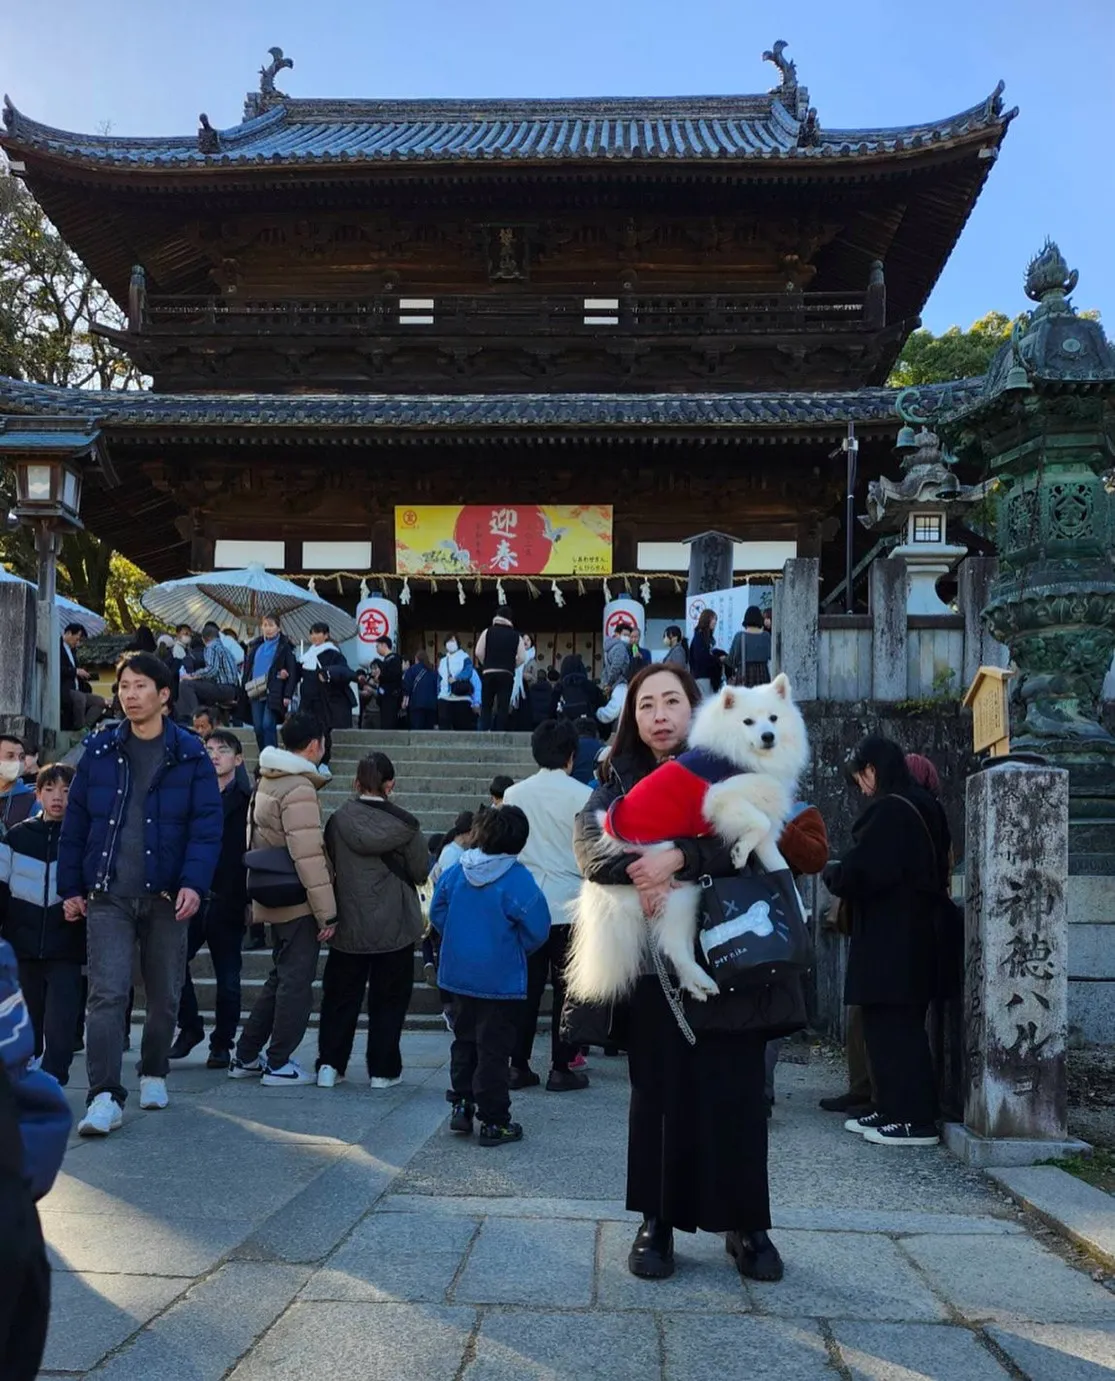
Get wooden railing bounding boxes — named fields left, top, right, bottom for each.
left=131, top=289, right=881, bottom=337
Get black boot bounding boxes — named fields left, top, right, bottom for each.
left=628, top=1217, right=675, bottom=1279
left=168, top=1028, right=204, bottom=1060
left=726, top=1229, right=784, bottom=1282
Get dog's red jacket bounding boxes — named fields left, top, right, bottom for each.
left=604, top=748, right=738, bottom=845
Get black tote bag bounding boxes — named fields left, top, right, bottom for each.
left=695, top=865, right=813, bottom=991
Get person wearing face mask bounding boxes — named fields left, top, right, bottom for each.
left=438, top=635, right=476, bottom=731
left=0, top=738, right=37, bottom=838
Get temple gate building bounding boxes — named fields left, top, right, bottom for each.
left=0, top=42, right=1015, bottom=660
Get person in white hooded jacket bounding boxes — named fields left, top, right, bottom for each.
left=297, top=621, right=355, bottom=764
left=437, top=635, right=476, bottom=731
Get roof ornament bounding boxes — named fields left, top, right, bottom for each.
left=197, top=113, right=221, bottom=155
left=797, top=107, right=820, bottom=147
left=244, top=47, right=293, bottom=120
left=2, top=95, right=14, bottom=130
left=763, top=40, right=809, bottom=119
left=1024, top=237, right=1078, bottom=306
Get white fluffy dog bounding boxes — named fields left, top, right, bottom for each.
left=566, top=674, right=808, bottom=1004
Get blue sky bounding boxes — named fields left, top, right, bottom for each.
left=5, top=0, right=1112, bottom=332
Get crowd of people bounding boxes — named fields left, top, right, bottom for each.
left=0, top=610, right=963, bottom=1376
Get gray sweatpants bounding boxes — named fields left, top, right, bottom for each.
left=236, top=916, right=320, bottom=1071
left=86, top=893, right=189, bottom=1106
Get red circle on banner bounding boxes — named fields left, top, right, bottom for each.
left=604, top=607, right=640, bottom=637
left=358, top=607, right=390, bottom=643
left=452, top=505, right=551, bottom=574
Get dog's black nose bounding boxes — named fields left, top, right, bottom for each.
left=761, top=730, right=776, bottom=747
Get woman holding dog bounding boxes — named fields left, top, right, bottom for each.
left=573, top=662, right=813, bottom=1286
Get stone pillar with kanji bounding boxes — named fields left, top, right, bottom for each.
left=945, top=762, right=1090, bottom=1166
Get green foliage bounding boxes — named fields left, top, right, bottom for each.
left=0, top=166, right=150, bottom=625
left=888, top=312, right=1017, bottom=387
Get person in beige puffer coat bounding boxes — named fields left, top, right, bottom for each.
left=316, top=751, right=429, bottom=1089
left=230, top=713, right=336, bottom=1086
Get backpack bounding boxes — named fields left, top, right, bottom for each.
left=0, top=939, right=71, bottom=1200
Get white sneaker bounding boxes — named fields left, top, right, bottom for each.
left=369, top=1075, right=403, bottom=1090
left=317, top=1064, right=343, bottom=1088
left=261, top=1060, right=315, bottom=1087
left=78, top=1092, right=122, bottom=1137
left=228, top=1055, right=265, bottom=1079
left=139, top=1076, right=169, bottom=1110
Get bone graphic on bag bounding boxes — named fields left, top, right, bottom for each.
left=699, top=900, right=775, bottom=960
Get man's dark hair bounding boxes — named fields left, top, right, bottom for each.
left=202, top=621, right=222, bottom=641
left=472, top=803, right=529, bottom=856
left=0, top=734, right=25, bottom=752
left=574, top=717, right=599, bottom=739
left=280, top=712, right=324, bottom=753
left=531, top=719, right=578, bottom=770
left=355, top=751, right=395, bottom=795
left=375, top=635, right=393, bottom=650
left=193, top=707, right=226, bottom=729
left=176, top=623, right=192, bottom=635
left=206, top=729, right=243, bottom=757
left=309, top=621, right=330, bottom=636
left=63, top=621, right=87, bottom=638
left=488, top=774, right=514, bottom=801
left=118, top=651, right=173, bottom=692
left=449, top=810, right=475, bottom=840
left=36, top=763, right=74, bottom=791
left=547, top=668, right=560, bottom=682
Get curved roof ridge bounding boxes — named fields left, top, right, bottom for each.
left=2, top=96, right=286, bottom=150
left=818, top=84, right=1017, bottom=149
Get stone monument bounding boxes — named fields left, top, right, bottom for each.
left=945, top=761, right=1090, bottom=1166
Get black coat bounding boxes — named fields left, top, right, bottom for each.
left=209, top=779, right=250, bottom=919
left=573, top=753, right=807, bottom=1037
left=824, top=787, right=950, bottom=1007
left=298, top=648, right=356, bottom=730
left=243, top=635, right=301, bottom=717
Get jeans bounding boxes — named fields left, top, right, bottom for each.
left=85, top=893, right=188, bottom=1106
left=480, top=671, right=514, bottom=732
left=449, top=995, right=524, bottom=1126
left=251, top=699, right=279, bottom=753
left=438, top=700, right=474, bottom=731
left=176, top=680, right=238, bottom=720
left=176, top=899, right=245, bottom=1053
left=317, top=945, right=414, bottom=1079
left=512, top=926, right=577, bottom=1072
left=17, top=959, right=84, bottom=1086
left=236, top=915, right=320, bottom=1071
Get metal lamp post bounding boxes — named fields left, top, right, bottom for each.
left=0, top=417, right=106, bottom=736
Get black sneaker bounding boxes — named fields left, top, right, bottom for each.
left=206, top=1049, right=231, bottom=1070
left=508, top=1067, right=540, bottom=1091
left=862, top=1121, right=940, bottom=1148
left=844, top=1111, right=884, bottom=1137
left=449, top=1100, right=475, bottom=1136
left=478, top=1121, right=524, bottom=1148
left=168, top=1028, right=204, bottom=1060
left=546, top=1068, right=589, bottom=1093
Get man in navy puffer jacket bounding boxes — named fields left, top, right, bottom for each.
left=58, top=653, right=222, bottom=1136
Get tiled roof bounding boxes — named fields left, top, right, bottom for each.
left=1, top=87, right=1014, bottom=169
left=0, top=376, right=982, bottom=433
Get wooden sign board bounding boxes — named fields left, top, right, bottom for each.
left=963, top=666, right=1014, bottom=757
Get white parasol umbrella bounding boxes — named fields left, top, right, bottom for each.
left=141, top=563, right=358, bottom=644
left=0, top=564, right=107, bottom=636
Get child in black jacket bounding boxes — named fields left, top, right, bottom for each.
left=0, top=765, right=83, bottom=1085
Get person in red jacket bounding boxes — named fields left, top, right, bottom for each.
left=765, top=802, right=829, bottom=1113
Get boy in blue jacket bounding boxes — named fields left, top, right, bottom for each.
left=430, top=805, right=550, bottom=1146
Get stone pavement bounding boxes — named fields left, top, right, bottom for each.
left=38, top=1032, right=1115, bottom=1379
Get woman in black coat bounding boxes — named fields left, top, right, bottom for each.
left=573, top=661, right=804, bottom=1286
left=822, top=735, right=950, bottom=1148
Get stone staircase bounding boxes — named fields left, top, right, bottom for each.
left=150, top=729, right=550, bottom=1032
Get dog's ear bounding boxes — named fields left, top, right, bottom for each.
left=721, top=689, right=736, bottom=710
left=771, top=673, right=792, bottom=700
